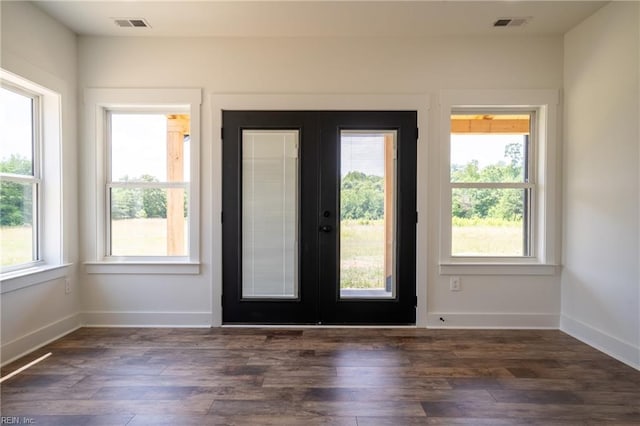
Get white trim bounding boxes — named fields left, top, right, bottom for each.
left=561, top=315, right=640, bottom=371
left=0, top=68, right=64, bottom=275
left=222, top=325, right=418, bottom=329
left=83, top=88, right=202, bottom=266
left=439, top=89, right=560, bottom=267
left=427, top=313, right=559, bottom=329
left=440, top=89, right=559, bottom=108
left=211, top=93, right=430, bottom=327
left=84, top=261, right=199, bottom=275
left=80, top=311, right=211, bottom=327
left=1, top=263, right=71, bottom=293
left=439, top=263, right=558, bottom=276
left=1, top=314, right=81, bottom=366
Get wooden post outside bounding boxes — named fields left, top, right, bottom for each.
left=384, top=133, right=394, bottom=292
left=166, top=114, right=189, bottom=256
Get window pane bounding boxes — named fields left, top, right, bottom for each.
left=110, top=187, right=188, bottom=256
left=340, top=131, right=396, bottom=299
left=242, top=130, right=298, bottom=299
left=0, top=181, right=35, bottom=266
left=110, top=113, right=190, bottom=183
left=450, top=114, right=530, bottom=184
left=0, top=87, right=34, bottom=176
left=451, top=134, right=528, bottom=183
left=452, top=188, right=528, bottom=256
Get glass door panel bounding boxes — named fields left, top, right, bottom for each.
left=242, top=130, right=299, bottom=299
left=340, top=131, right=396, bottom=299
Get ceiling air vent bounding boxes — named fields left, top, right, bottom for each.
left=112, top=18, right=151, bottom=28
left=493, top=17, right=531, bottom=28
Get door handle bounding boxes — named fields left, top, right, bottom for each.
left=319, top=225, right=332, bottom=233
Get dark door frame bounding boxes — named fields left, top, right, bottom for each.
left=221, top=110, right=417, bottom=325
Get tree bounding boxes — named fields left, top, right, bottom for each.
left=450, top=142, right=526, bottom=222
left=111, top=186, right=141, bottom=220
left=340, top=171, right=385, bottom=220
left=0, top=155, right=33, bottom=226
left=140, top=174, right=166, bottom=218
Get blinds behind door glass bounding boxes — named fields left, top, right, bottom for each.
left=242, top=130, right=299, bottom=298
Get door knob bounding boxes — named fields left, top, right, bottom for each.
left=319, top=225, right=332, bottom=233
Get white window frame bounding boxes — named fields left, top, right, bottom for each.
left=439, top=90, right=559, bottom=276
left=0, top=83, right=42, bottom=271
left=0, top=68, right=67, bottom=292
left=84, top=89, right=201, bottom=274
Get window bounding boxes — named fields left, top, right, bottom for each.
left=439, top=90, right=559, bottom=273
left=0, top=84, right=40, bottom=270
left=85, top=88, right=201, bottom=272
left=450, top=111, right=534, bottom=257
left=0, top=68, right=65, bottom=286
left=107, top=112, right=190, bottom=257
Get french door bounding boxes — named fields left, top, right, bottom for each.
left=222, top=111, right=417, bottom=324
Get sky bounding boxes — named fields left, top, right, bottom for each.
left=111, top=114, right=169, bottom=181
left=451, top=134, right=524, bottom=168
left=110, top=114, right=190, bottom=182
left=1, top=87, right=33, bottom=166
left=341, top=134, right=385, bottom=177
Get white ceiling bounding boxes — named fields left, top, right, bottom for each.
left=33, top=1, right=607, bottom=38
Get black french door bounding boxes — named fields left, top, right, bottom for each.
left=222, top=111, right=417, bottom=324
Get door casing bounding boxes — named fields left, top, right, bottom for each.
left=210, top=94, right=430, bottom=327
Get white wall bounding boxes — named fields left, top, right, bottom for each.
left=78, top=35, right=563, bottom=328
left=0, top=2, right=80, bottom=363
left=562, top=2, right=640, bottom=369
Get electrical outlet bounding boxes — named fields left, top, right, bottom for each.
left=64, top=279, right=71, bottom=295
left=449, top=276, right=461, bottom=291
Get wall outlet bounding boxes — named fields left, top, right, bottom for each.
left=64, top=279, right=71, bottom=295
left=450, top=276, right=461, bottom=291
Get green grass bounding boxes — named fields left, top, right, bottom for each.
left=452, top=217, right=523, bottom=256
left=0, top=225, right=33, bottom=267
left=340, top=219, right=385, bottom=290
left=0, top=218, right=186, bottom=265
left=111, top=217, right=188, bottom=256
left=1, top=218, right=525, bottom=277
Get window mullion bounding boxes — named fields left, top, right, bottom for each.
left=450, top=182, right=534, bottom=189
left=108, top=181, right=188, bottom=189
left=0, top=174, right=39, bottom=184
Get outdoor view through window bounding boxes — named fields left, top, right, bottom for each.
left=0, top=86, right=37, bottom=268
left=109, top=113, right=190, bottom=257
left=340, top=131, right=396, bottom=298
left=450, top=113, right=532, bottom=257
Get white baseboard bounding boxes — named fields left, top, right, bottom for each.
left=1, top=313, right=81, bottom=366
left=80, top=311, right=211, bottom=327
left=560, top=315, right=640, bottom=370
left=426, top=313, right=560, bottom=329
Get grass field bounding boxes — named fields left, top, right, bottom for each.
left=109, top=218, right=187, bottom=256
left=0, top=225, right=33, bottom=267
left=1, top=218, right=524, bottom=275
left=340, top=219, right=385, bottom=290
left=452, top=218, right=523, bottom=256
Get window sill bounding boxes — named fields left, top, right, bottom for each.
left=1, top=263, right=72, bottom=294
left=84, top=261, right=200, bottom=275
left=439, top=263, right=558, bottom=276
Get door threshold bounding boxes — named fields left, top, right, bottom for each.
left=220, top=324, right=418, bottom=328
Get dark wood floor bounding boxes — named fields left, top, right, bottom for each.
left=1, top=328, right=639, bottom=425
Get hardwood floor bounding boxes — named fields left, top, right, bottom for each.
left=1, top=328, right=639, bottom=425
